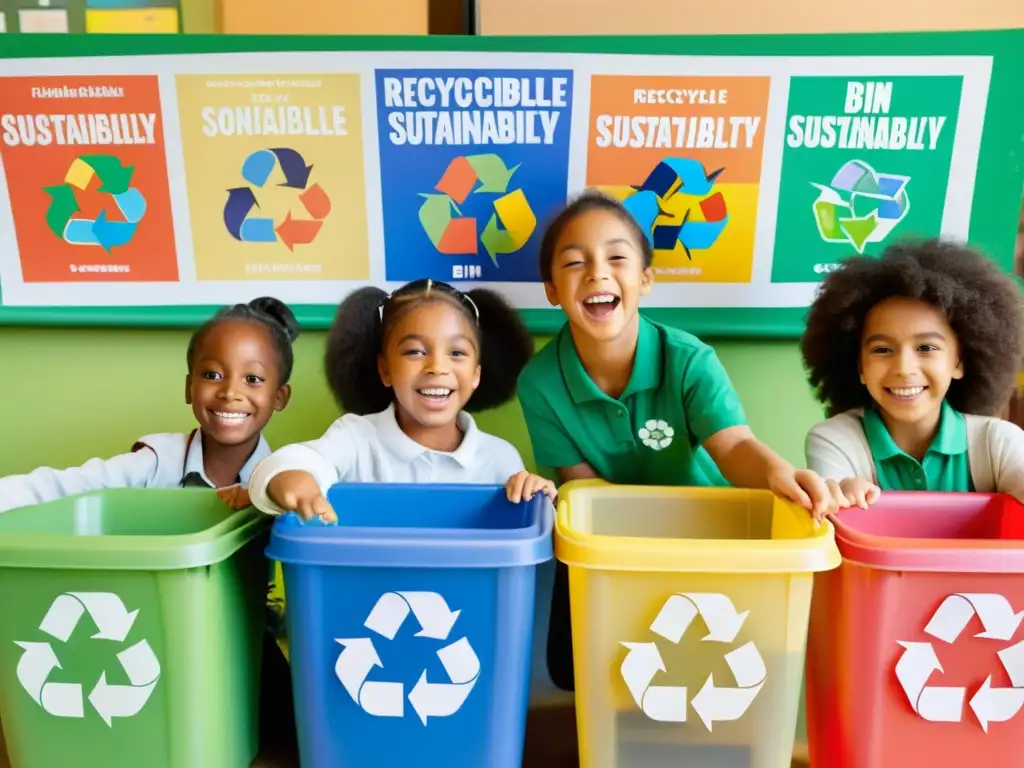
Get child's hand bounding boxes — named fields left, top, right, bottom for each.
left=832, top=477, right=881, bottom=510
left=505, top=471, right=557, bottom=504
left=766, top=465, right=837, bottom=523
left=267, top=470, right=337, bottom=523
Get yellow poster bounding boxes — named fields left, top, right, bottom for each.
left=175, top=73, right=369, bottom=281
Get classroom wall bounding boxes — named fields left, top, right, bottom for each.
left=0, top=327, right=822, bottom=477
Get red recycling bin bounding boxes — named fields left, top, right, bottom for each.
left=806, top=492, right=1024, bottom=767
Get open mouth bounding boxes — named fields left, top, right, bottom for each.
left=416, top=387, right=453, bottom=407
left=582, top=293, right=621, bottom=320
left=209, top=410, right=253, bottom=426
left=886, top=386, right=926, bottom=401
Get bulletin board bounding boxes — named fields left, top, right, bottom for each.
left=0, top=30, right=1021, bottom=337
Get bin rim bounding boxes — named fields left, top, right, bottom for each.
left=265, top=483, right=554, bottom=569
left=833, top=510, right=1024, bottom=573
left=0, top=488, right=272, bottom=571
left=554, top=479, right=842, bottom=574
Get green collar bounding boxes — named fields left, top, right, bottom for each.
left=862, top=399, right=967, bottom=460
left=558, top=315, right=663, bottom=403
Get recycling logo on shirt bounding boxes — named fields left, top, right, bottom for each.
left=14, top=592, right=161, bottom=726
left=638, top=419, right=675, bottom=451
left=620, top=592, right=766, bottom=729
left=895, top=592, right=1024, bottom=732
left=334, top=591, right=480, bottom=725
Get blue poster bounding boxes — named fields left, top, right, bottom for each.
left=375, top=68, right=574, bottom=283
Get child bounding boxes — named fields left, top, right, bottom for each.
left=517, top=190, right=834, bottom=693
left=247, top=278, right=555, bottom=521
left=516, top=190, right=835, bottom=516
left=802, top=238, right=1024, bottom=507
left=0, top=297, right=297, bottom=512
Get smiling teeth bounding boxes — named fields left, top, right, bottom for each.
left=214, top=412, right=250, bottom=421
left=419, top=388, right=452, bottom=397
left=890, top=387, right=924, bottom=397
left=584, top=295, right=617, bottom=304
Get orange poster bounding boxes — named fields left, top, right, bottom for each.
left=0, top=75, right=178, bottom=283
left=586, top=75, right=770, bottom=283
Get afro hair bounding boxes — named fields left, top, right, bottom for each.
left=801, top=238, right=1024, bottom=417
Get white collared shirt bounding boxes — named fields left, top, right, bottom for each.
left=0, top=430, right=271, bottom=514
left=247, top=403, right=526, bottom=516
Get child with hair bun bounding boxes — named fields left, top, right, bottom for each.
left=248, top=278, right=554, bottom=522
left=0, top=296, right=298, bottom=512
left=802, top=238, right=1024, bottom=507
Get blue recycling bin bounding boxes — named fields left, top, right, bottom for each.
left=266, top=483, right=554, bottom=768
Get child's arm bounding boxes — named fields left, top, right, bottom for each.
left=805, top=421, right=881, bottom=509
left=683, top=346, right=835, bottom=519
left=0, top=450, right=159, bottom=514
left=988, top=419, right=1024, bottom=503
left=247, top=417, right=359, bottom=522
left=704, top=427, right=834, bottom=518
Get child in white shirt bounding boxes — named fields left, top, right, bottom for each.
left=248, top=278, right=555, bottom=521
left=0, top=297, right=298, bottom=512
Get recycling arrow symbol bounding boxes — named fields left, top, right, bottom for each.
left=620, top=592, right=766, bottom=730
left=895, top=592, right=1024, bottom=731
left=334, top=591, right=480, bottom=725
left=15, top=592, right=161, bottom=726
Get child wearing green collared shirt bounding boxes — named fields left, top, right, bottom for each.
left=802, top=238, right=1024, bottom=508
left=518, top=190, right=835, bottom=692
left=517, top=190, right=834, bottom=513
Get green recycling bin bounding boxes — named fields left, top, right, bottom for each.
left=0, top=488, right=272, bottom=768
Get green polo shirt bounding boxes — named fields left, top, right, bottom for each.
left=516, top=316, right=748, bottom=486
left=861, top=400, right=973, bottom=492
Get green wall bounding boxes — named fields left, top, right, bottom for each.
left=0, top=328, right=823, bottom=476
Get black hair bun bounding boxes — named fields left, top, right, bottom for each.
left=248, top=296, right=300, bottom=342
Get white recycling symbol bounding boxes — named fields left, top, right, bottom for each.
left=895, top=592, right=1024, bottom=732
left=620, top=592, right=766, bottom=730
left=14, top=592, right=161, bottom=726
left=334, top=591, right=480, bottom=725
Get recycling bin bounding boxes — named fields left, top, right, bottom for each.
left=556, top=479, right=840, bottom=768
left=0, top=488, right=272, bottom=768
left=266, top=483, right=553, bottom=768
left=806, top=491, right=1024, bottom=767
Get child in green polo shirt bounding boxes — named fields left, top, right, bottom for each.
left=517, top=190, right=835, bottom=515
left=518, top=190, right=836, bottom=692
left=802, top=238, right=1024, bottom=508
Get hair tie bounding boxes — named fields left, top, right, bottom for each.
left=377, top=292, right=391, bottom=322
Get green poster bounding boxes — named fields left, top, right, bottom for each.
left=771, top=75, right=964, bottom=283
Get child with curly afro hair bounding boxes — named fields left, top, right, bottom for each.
left=801, top=238, right=1024, bottom=509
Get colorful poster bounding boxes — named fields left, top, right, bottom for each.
left=0, top=75, right=177, bottom=283
left=175, top=74, right=368, bottom=281
left=375, top=68, right=574, bottom=283
left=586, top=75, right=770, bottom=283
left=771, top=76, right=963, bottom=283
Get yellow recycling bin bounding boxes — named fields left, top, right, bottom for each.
left=556, top=480, right=840, bottom=768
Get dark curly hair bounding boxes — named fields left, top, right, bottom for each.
left=187, top=297, right=300, bottom=384
left=801, top=238, right=1024, bottom=417
left=325, top=278, right=534, bottom=415
left=538, top=189, right=654, bottom=282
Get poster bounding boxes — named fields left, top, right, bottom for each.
left=0, top=35, right=1014, bottom=337
left=175, top=73, right=369, bottom=281
left=375, top=68, right=574, bottom=283
left=587, top=75, right=770, bottom=283
left=0, top=75, right=178, bottom=283
left=771, top=76, right=963, bottom=282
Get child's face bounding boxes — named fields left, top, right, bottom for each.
left=377, top=300, right=481, bottom=431
left=185, top=321, right=290, bottom=447
left=859, top=297, right=963, bottom=426
left=544, top=208, right=653, bottom=343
